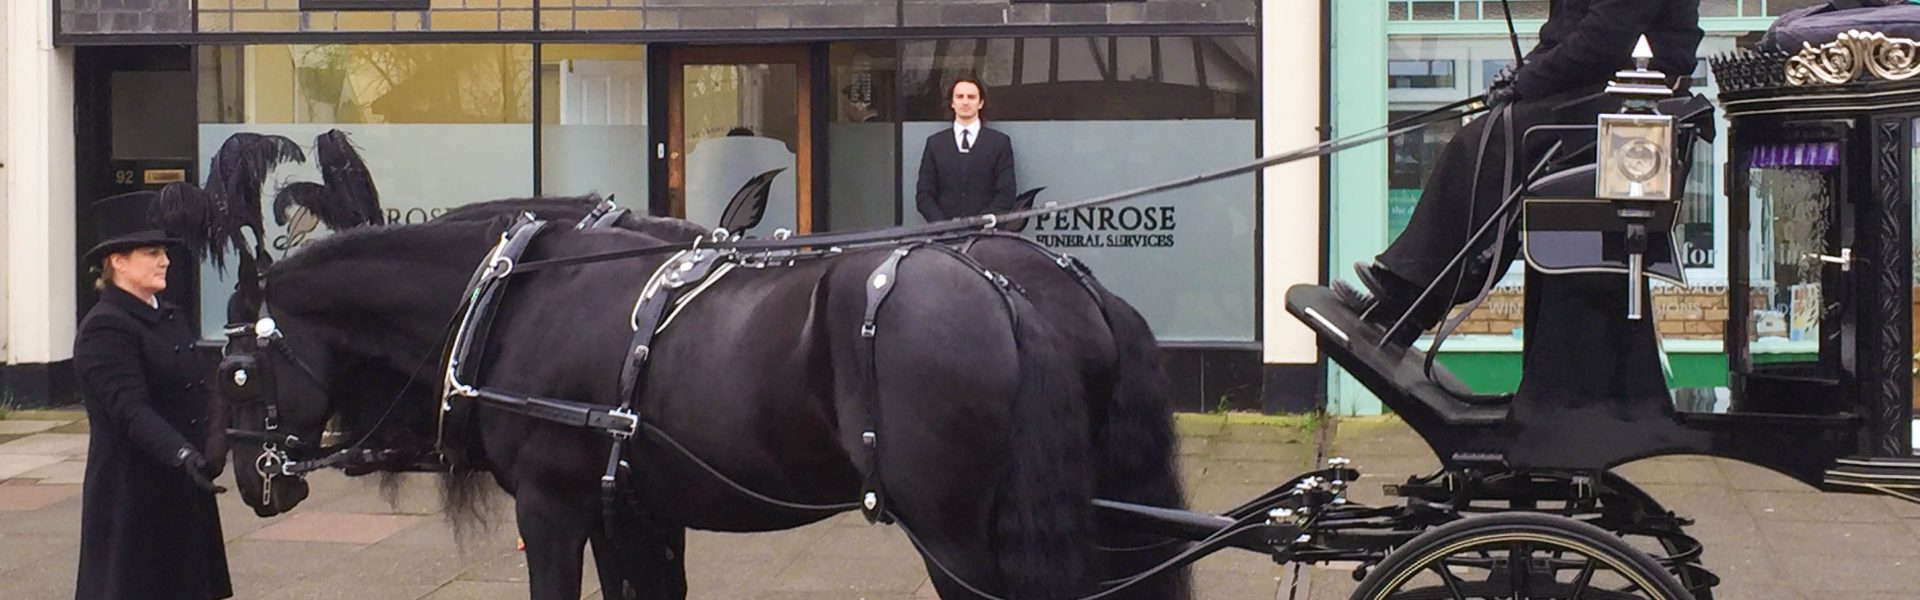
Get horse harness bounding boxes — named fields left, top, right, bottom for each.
left=430, top=212, right=1072, bottom=532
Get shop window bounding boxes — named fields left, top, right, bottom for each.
left=1389, top=59, right=1457, bottom=89
left=825, top=41, right=899, bottom=232
left=194, top=44, right=533, bottom=338
left=896, top=35, right=1258, bottom=343
left=538, top=44, right=649, bottom=208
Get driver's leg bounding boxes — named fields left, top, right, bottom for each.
left=1336, top=108, right=1512, bottom=346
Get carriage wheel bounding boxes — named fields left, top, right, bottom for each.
left=1351, top=513, right=1693, bottom=600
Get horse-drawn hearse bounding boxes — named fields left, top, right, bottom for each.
left=144, top=4, right=1920, bottom=599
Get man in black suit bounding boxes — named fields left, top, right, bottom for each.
left=1337, top=0, right=1702, bottom=346
left=916, top=78, right=1016, bottom=222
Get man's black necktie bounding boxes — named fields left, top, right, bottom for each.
left=961, top=130, right=972, bottom=152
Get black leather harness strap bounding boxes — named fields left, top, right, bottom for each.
left=855, top=245, right=913, bottom=524
left=599, top=247, right=729, bottom=539
left=439, top=215, right=551, bottom=461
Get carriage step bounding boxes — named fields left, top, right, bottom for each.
left=1284, top=284, right=1507, bottom=427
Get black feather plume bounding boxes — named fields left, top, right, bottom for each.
left=314, top=130, right=384, bottom=227
left=718, top=168, right=785, bottom=234
left=204, top=132, right=306, bottom=259
left=272, top=182, right=330, bottom=226
left=150, top=182, right=223, bottom=267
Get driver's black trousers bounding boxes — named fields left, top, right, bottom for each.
left=1375, top=84, right=1617, bottom=310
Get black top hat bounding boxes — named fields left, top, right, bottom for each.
left=83, top=190, right=182, bottom=267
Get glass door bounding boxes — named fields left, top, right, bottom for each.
left=666, top=45, right=812, bottom=236
left=1729, top=124, right=1856, bottom=414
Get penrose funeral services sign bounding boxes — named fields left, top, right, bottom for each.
left=1030, top=205, right=1178, bottom=248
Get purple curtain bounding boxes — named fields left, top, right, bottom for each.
left=1747, top=142, right=1840, bottom=169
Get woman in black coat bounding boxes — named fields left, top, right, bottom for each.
left=72, top=190, right=232, bottom=600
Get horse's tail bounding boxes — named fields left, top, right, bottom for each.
left=994, top=294, right=1095, bottom=599
left=1090, top=286, right=1193, bottom=598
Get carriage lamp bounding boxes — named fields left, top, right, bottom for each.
left=1597, top=115, right=1675, bottom=202
left=1599, top=36, right=1678, bottom=202
left=1600, top=36, right=1678, bottom=320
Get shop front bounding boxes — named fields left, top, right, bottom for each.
left=46, top=0, right=1287, bottom=410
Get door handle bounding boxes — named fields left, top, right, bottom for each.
left=1803, top=248, right=1852, bottom=272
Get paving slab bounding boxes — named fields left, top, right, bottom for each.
left=0, top=483, right=82, bottom=511
left=0, top=455, right=71, bottom=482
left=246, top=511, right=428, bottom=545
left=0, top=420, right=63, bottom=435
left=0, top=433, right=90, bottom=456
left=17, top=460, right=87, bottom=484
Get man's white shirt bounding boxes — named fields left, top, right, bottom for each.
left=953, top=120, right=982, bottom=153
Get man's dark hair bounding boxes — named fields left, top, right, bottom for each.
left=947, top=77, right=986, bottom=102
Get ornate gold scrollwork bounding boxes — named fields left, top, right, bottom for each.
left=1787, top=30, right=1920, bottom=86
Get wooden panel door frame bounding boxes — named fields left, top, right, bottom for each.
left=666, top=45, right=814, bottom=232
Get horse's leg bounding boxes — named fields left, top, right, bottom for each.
left=516, top=487, right=592, bottom=600
left=589, top=513, right=688, bottom=600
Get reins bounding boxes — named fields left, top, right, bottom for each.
left=505, top=96, right=1490, bottom=277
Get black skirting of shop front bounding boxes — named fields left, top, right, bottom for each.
left=1161, top=347, right=1324, bottom=415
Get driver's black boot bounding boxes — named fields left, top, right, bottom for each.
left=1333, top=262, right=1448, bottom=348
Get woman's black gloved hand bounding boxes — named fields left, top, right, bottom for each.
left=174, top=446, right=226, bottom=494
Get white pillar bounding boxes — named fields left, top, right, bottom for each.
left=1260, top=2, right=1325, bottom=367
left=0, top=0, right=11, bottom=361
left=5, top=0, right=77, bottom=371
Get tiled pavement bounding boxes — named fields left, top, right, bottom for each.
left=0, top=411, right=1307, bottom=599
left=6, top=409, right=1920, bottom=599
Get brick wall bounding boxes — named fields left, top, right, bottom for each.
left=1447, top=284, right=1750, bottom=341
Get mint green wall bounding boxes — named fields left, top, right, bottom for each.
left=1328, top=0, right=1390, bottom=416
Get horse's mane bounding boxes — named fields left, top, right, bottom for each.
left=270, top=218, right=505, bottom=279
left=437, top=194, right=708, bottom=242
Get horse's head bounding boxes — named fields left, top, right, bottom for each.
left=216, top=312, right=325, bottom=516
left=218, top=219, right=504, bottom=516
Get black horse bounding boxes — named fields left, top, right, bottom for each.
left=436, top=196, right=1194, bottom=598
left=219, top=215, right=1175, bottom=599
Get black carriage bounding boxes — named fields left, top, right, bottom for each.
left=1091, top=16, right=1920, bottom=600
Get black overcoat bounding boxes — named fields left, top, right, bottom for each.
left=72, top=285, right=231, bottom=600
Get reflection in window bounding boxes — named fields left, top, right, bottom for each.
left=826, top=41, right=898, bottom=231
left=1389, top=59, right=1456, bottom=89
left=900, top=36, right=1256, bottom=121
left=195, top=44, right=534, bottom=337
left=1746, top=155, right=1838, bottom=356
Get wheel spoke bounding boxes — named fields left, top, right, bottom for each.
left=1568, top=555, right=1598, bottom=600
left=1426, top=560, right=1470, bottom=600
left=1509, top=541, right=1529, bottom=600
